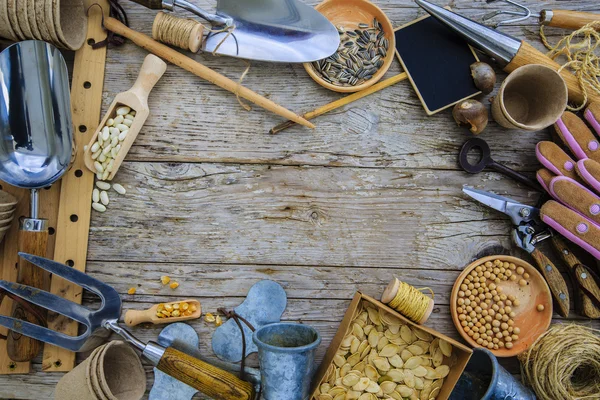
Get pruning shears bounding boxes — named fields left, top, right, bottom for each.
left=463, top=187, right=600, bottom=318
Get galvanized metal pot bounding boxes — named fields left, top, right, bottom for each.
left=253, top=323, right=321, bottom=400
left=450, top=348, right=536, bottom=400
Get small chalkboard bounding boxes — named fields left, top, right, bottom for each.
left=395, top=13, right=481, bottom=115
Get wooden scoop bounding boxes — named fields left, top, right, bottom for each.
left=124, top=299, right=202, bottom=327
left=84, top=54, right=167, bottom=180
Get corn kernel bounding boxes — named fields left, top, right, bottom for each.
left=173, top=303, right=180, bottom=310
left=160, top=276, right=171, bottom=285
left=181, top=302, right=189, bottom=311
left=164, top=304, right=174, bottom=312
left=156, top=312, right=164, bottom=318
left=189, top=304, right=197, bottom=312
left=205, top=313, right=216, bottom=323
left=170, top=281, right=180, bottom=290
left=215, top=315, right=223, bottom=327
left=172, top=310, right=181, bottom=317
left=157, top=304, right=165, bottom=312
left=183, top=310, right=193, bottom=316
left=127, top=287, right=136, bottom=295
left=162, top=310, right=171, bottom=317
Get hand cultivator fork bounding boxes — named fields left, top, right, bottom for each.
left=0, top=253, right=255, bottom=400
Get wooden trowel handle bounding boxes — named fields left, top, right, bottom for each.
left=127, top=0, right=164, bottom=10
left=124, top=309, right=151, bottom=326
left=129, top=54, right=168, bottom=104
left=542, top=10, right=600, bottom=31
left=157, top=347, right=255, bottom=400
left=7, top=228, right=49, bottom=362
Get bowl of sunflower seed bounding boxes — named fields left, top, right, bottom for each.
left=304, top=0, right=396, bottom=93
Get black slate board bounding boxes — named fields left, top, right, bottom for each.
left=395, top=14, right=481, bottom=115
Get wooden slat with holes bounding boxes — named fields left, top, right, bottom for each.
left=41, top=0, right=109, bottom=372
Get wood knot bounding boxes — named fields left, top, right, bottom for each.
left=307, top=207, right=326, bottom=226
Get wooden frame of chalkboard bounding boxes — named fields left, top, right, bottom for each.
left=394, top=12, right=481, bottom=116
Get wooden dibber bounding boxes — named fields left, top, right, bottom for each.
left=84, top=54, right=167, bottom=180
left=270, top=73, right=408, bottom=134
left=381, top=277, right=434, bottom=324
left=103, top=17, right=315, bottom=129
left=125, top=299, right=201, bottom=327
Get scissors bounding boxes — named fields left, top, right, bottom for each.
left=463, top=187, right=571, bottom=316
left=459, top=138, right=542, bottom=191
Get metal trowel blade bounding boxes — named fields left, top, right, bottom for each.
left=204, top=0, right=340, bottom=62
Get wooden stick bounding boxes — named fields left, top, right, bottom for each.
left=103, top=17, right=315, bottom=129
left=269, top=73, right=408, bottom=134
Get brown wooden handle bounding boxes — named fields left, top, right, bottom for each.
left=157, top=347, right=255, bottom=400
left=505, top=41, right=600, bottom=106
left=127, top=0, right=164, bottom=10
left=129, top=54, right=167, bottom=104
left=542, top=10, right=600, bottom=31
left=551, top=236, right=600, bottom=319
left=124, top=309, right=150, bottom=327
left=7, top=228, right=49, bottom=362
left=530, top=247, right=570, bottom=317
left=102, top=17, right=314, bottom=129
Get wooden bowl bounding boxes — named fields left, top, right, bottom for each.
left=303, top=0, right=395, bottom=93
left=450, top=255, right=552, bottom=357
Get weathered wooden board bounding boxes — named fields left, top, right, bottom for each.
left=1, top=0, right=599, bottom=398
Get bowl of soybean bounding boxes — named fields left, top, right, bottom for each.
left=304, top=0, right=395, bottom=93
left=450, top=255, right=552, bottom=357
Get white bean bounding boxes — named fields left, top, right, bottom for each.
left=102, top=145, right=112, bottom=155
left=94, top=161, right=104, bottom=173
left=91, top=142, right=100, bottom=153
left=109, top=127, right=120, bottom=137
left=115, top=124, right=128, bottom=132
left=92, top=188, right=100, bottom=203
left=102, top=170, right=109, bottom=180
left=130, top=110, right=136, bottom=117
left=101, top=127, right=110, bottom=141
left=111, top=147, right=119, bottom=158
left=122, top=119, right=133, bottom=127
left=96, top=181, right=111, bottom=190
left=111, top=136, right=119, bottom=147
left=100, top=191, right=109, bottom=206
left=92, top=149, right=101, bottom=160
left=92, top=203, right=106, bottom=212
left=113, top=183, right=126, bottom=195
left=96, top=172, right=103, bottom=180
left=107, top=160, right=115, bottom=172
left=113, top=115, right=124, bottom=125
left=116, top=106, right=131, bottom=116
left=98, top=153, right=107, bottom=163
left=98, top=135, right=103, bottom=146
left=124, top=114, right=134, bottom=121
left=118, top=130, right=128, bottom=141
left=106, top=118, right=115, bottom=127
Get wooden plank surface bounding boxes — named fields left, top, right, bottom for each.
left=1, top=0, right=600, bottom=398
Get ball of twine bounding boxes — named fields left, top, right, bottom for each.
left=519, top=324, right=600, bottom=400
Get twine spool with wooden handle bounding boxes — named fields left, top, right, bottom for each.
left=152, top=12, right=204, bottom=53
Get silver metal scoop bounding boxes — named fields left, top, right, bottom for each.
left=0, top=40, right=73, bottom=218
left=130, top=0, right=340, bottom=62
left=0, top=40, right=74, bottom=361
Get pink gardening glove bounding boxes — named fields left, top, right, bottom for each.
left=536, top=103, right=600, bottom=259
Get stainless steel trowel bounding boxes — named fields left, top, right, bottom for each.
left=129, top=0, right=340, bottom=62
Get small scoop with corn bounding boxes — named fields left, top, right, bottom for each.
left=125, top=299, right=202, bottom=327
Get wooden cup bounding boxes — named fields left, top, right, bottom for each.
left=492, top=64, right=568, bottom=131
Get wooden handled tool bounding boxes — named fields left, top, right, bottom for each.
left=530, top=247, right=570, bottom=318
left=84, top=54, right=167, bottom=180
left=270, top=73, right=408, bottom=134
left=125, top=299, right=202, bottom=326
left=6, top=228, right=49, bottom=361
left=103, top=17, right=315, bottom=129
left=540, top=10, right=599, bottom=31
left=552, top=236, right=600, bottom=319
